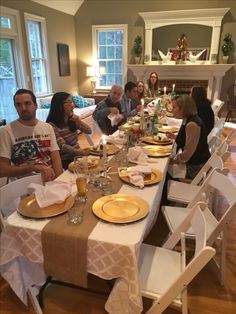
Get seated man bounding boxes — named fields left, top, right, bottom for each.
left=120, top=81, right=141, bottom=120
left=0, top=89, right=63, bottom=182
left=92, top=84, right=125, bottom=135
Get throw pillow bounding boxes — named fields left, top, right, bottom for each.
left=72, top=95, right=92, bottom=108
left=41, top=103, right=51, bottom=109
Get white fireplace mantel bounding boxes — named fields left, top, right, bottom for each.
left=127, top=64, right=234, bottom=101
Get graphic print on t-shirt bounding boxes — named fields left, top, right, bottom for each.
left=11, top=137, right=52, bottom=166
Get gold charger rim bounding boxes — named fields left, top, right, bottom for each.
left=143, top=145, right=172, bottom=157
left=17, top=194, right=75, bottom=219
left=68, top=158, right=98, bottom=173
left=90, top=144, right=119, bottom=156
left=142, top=136, right=173, bottom=146
left=158, top=126, right=179, bottom=133
left=119, top=168, right=163, bottom=185
left=92, top=193, right=149, bottom=223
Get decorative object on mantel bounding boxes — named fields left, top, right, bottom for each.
left=188, top=49, right=207, bottom=63
left=222, top=33, right=233, bottom=64
left=133, top=35, right=142, bottom=64
left=174, top=34, right=188, bottom=64
left=158, top=50, right=172, bottom=63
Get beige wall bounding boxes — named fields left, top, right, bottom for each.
left=75, top=0, right=236, bottom=106
left=1, top=0, right=79, bottom=94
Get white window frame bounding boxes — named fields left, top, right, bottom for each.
left=92, top=24, right=127, bottom=91
left=0, top=6, right=27, bottom=89
left=24, top=13, right=52, bottom=96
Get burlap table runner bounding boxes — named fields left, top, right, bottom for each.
left=42, top=156, right=123, bottom=288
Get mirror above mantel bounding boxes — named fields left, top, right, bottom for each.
left=139, top=8, right=230, bottom=64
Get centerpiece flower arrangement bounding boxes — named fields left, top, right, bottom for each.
left=173, top=34, right=188, bottom=63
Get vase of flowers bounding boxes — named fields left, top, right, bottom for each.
left=222, top=33, right=233, bottom=64
left=175, top=34, right=188, bottom=64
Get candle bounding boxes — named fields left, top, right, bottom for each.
left=102, top=135, right=107, bottom=159
left=164, top=86, right=167, bottom=95
left=172, top=84, right=175, bottom=91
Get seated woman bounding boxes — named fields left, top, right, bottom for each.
left=136, top=81, right=146, bottom=102
left=46, top=92, right=92, bottom=170
left=145, top=72, right=160, bottom=101
left=191, top=85, right=214, bottom=135
left=167, top=94, right=210, bottom=180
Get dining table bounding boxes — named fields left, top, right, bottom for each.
left=0, top=131, right=176, bottom=314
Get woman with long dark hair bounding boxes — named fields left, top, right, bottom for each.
left=191, top=85, right=214, bottom=135
left=145, top=71, right=159, bottom=99
left=46, top=92, right=91, bottom=170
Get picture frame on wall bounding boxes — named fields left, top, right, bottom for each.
left=57, top=43, right=70, bottom=76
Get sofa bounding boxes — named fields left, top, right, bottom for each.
left=36, top=94, right=96, bottom=129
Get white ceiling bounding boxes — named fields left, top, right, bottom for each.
left=31, top=0, right=84, bottom=16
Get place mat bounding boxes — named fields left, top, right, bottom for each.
left=143, top=145, right=172, bottom=157
left=90, top=143, right=120, bottom=156
left=41, top=156, right=123, bottom=288
left=118, top=168, right=163, bottom=186
left=92, top=194, right=149, bottom=223
left=142, top=136, right=173, bottom=146
left=18, top=194, right=75, bottom=219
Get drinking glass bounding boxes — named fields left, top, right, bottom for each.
left=74, top=156, right=88, bottom=203
left=68, top=203, right=84, bottom=225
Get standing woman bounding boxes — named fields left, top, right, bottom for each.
left=46, top=92, right=91, bottom=170
left=191, top=85, right=214, bottom=135
left=145, top=71, right=159, bottom=99
left=167, top=94, right=210, bottom=180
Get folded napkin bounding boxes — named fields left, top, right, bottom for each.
left=126, top=165, right=152, bottom=188
left=166, top=117, right=182, bottom=128
left=108, top=113, right=123, bottom=127
left=28, top=181, right=72, bottom=208
left=106, top=134, right=126, bottom=145
left=168, top=163, right=186, bottom=179
left=127, top=146, right=148, bottom=164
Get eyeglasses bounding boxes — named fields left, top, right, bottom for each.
left=150, top=76, right=157, bottom=79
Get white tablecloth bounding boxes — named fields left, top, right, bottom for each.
left=0, top=152, right=170, bottom=313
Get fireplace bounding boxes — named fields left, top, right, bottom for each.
left=127, top=64, right=234, bottom=101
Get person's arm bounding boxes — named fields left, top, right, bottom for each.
left=0, top=156, right=56, bottom=182
left=92, top=100, right=111, bottom=122
left=71, top=114, right=92, bottom=134
left=173, top=122, right=200, bottom=163
left=50, top=150, right=63, bottom=178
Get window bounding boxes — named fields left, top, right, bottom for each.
left=25, top=13, right=51, bottom=96
left=0, top=6, right=26, bottom=123
left=92, top=24, right=127, bottom=90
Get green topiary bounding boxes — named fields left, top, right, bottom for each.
left=222, top=33, right=233, bottom=56
left=133, top=35, right=142, bottom=56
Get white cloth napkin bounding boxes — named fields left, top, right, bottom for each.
left=27, top=181, right=72, bottom=208
left=168, top=163, right=186, bottom=179
left=105, top=134, right=126, bottom=145
left=108, top=113, right=122, bottom=127
left=166, top=117, right=182, bottom=128
left=126, top=165, right=152, bottom=188
left=127, top=147, right=148, bottom=164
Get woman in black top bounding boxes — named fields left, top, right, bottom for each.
left=191, top=85, right=214, bottom=135
left=167, top=94, right=210, bottom=179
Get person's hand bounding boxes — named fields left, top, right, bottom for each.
left=74, top=148, right=90, bottom=156
left=110, top=107, right=119, bottom=115
left=116, top=114, right=124, bottom=122
left=136, top=104, right=142, bottom=112
left=34, top=164, right=56, bottom=182
left=166, top=132, right=176, bottom=140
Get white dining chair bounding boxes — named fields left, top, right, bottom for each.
left=139, top=202, right=215, bottom=314
left=0, top=174, right=43, bottom=227
left=167, top=152, right=228, bottom=205
left=162, top=169, right=236, bottom=285
left=0, top=173, right=43, bottom=314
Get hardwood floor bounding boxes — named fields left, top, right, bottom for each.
left=0, top=129, right=236, bottom=314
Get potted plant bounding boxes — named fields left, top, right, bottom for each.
left=222, top=33, right=233, bottom=63
left=133, top=35, right=142, bottom=64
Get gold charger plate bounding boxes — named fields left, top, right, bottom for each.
left=119, top=168, right=163, bottom=186
left=17, top=194, right=75, bottom=219
left=90, top=144, right=119, bottom=156
left=68, top=158, right=98, bottom=173
left=158, top=125, right=179, bottom=133
left=92, top=194, right=149, bottom=223
left=142, top=136, right=173, bottom=146
left=143, top=145, right=172, bottom=157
